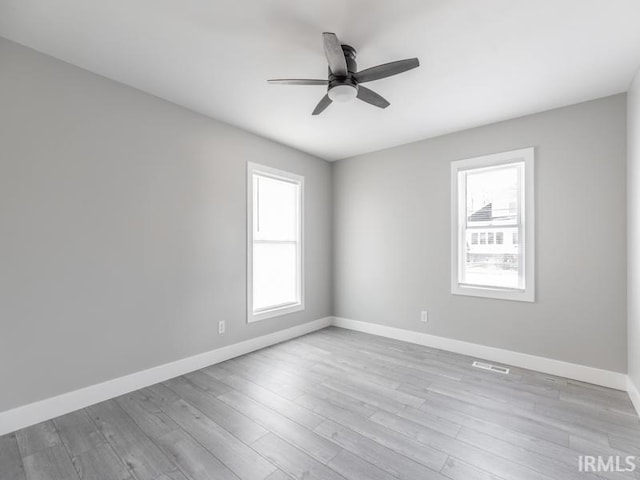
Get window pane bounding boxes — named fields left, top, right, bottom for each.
left=471, top=233, right=478, bottom=244
left=254, top=175, right=298, bottom=241
left=253, top=243, right=297, bottom=311
left=462, top=163, right=522, bottom=290
left=466, top=165, right=519, bottom=227
left=464, top=227, right=519, bottom=289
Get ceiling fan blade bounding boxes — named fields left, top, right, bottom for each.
left=322, top=32, right=348, bottom=77
left=355, top=58, right=420, bottom=83
left=312, top=94, right=332, bottom=115
left=356, top=86, right=390, bottom=109
left=267, top=79, right=328, bottom=85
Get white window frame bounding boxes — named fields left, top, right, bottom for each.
left=247, top=162, right=304, bottom=322
left=450, top=147, right=535, bottom=302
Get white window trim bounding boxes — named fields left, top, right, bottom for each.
left=247, top=162, right=304, bottom=322
left=450, top=147, right=535, bottom=302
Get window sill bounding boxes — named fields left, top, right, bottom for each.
left=452, top=284, right=534, bottom=302
left=248, top=302, right=304, bottom=323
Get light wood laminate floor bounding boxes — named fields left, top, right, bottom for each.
left=2, top=327, right=639, bottom=480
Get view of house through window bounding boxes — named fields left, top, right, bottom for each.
left=247, top=163, right=303, bottom=322
left=463, top=163, right=522, bottom=289
left=451, top=147, right=534, bottom=302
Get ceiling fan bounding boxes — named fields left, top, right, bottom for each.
left=268, top=32, right=420, bottom=115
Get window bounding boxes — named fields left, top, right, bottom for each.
left=451, top=148, right=534, bottom=302
left=471, top=232, right=478, bottom=244
left=247, top=163, right=303, bottom=322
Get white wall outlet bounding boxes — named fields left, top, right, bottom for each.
left=420, top=310, right=428, bottom=323
left=218, top=320, right=226, bottom=335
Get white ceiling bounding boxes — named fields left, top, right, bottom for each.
left=2, top=1, right=640, bottom=161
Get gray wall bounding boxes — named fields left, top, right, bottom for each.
left=0, top=34, right=631, bottom=416
left=629, top=70, right=640, bottom=388
left=0, top=38, right=332, bottom=412
left=333, top=95, right=628, bottom=373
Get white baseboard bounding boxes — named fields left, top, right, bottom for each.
left=0, top=317, right=332, bottom=436
left=628, top=377, right=640, bottom=417
left=1, top=314, right=635, bottom=436
left=331, top=317, right=628, bottom=391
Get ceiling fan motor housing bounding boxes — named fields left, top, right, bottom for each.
left=328, top=45, right=358, bottom=101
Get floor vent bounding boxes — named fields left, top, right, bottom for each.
left=472, top=361, right=510, bottom=374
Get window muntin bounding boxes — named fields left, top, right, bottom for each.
left=248, top=163, right=303, bottom=321
left=451, top=148, right=534, bottom=302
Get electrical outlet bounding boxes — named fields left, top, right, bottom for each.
left=420, top=310, right=428, bottom=323
left=218, top=320, right=226, bottom=335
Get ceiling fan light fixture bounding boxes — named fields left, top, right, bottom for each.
left=328, top=84, right=357, bottom=102
left=267, top=32, right=419, bottom=115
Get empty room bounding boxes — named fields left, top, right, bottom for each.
left=2, top=1, right=640, bottom=479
